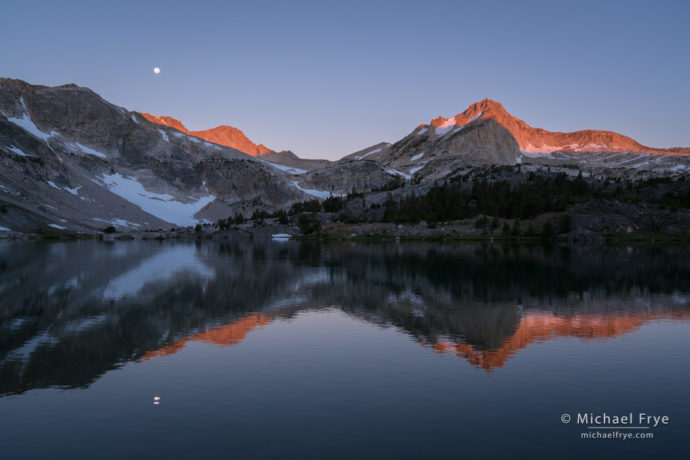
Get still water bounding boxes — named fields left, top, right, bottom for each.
left=1, top=240, right=689, bottom=459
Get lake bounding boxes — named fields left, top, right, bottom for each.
left=1, top=240, right=689, bottom=459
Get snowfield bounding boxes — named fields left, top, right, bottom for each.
left=97, top=173, right=216, bottom=226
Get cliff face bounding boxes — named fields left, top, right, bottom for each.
left=140, top=113, right=272, bottom=156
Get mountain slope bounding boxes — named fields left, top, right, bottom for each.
left=140, top=113, right=272, bottom=156
left=422, top=98, right=690, bottom=155
left=0, top=78, right=309, bottom=232
left=341, top=117, right=523, bottom=180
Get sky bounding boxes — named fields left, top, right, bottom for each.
left=2, top=0, right=689, bottom=159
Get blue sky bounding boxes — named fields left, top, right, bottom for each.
left=3, top=0, right=689, bottom=159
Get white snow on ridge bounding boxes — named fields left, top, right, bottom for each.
left=386, top=168, right=412, bottom=180
left=8, top=113, right=55, bottom=141
left=290, top=181, right=343, bottom=199
left=417, top=127, right=428, bottom=135
left=409, top=165, right=424, bottom=174
left=470, top=112, right=483, bottom=122
left=159, top=129, right=169, bottom=142
left=102, top=245, right=215, bottom=300
left=262, top=160, right=308, bottom=175
left=131, top=114, right=139, bottom=124
left=410, top=152, right=425, bottom=161
left=7, top=146, right=34, bottom=157
left=46, top=180, right=80, bottom=196
left=434, top=117, right=459, bottom=136
left=91, top=217, right=141, bottom=228
left=97, top=173, right=216, bottom=226
left=356, top=147, right=382, bottom=160
left=75, top=142, right=107, bottom=159
left=522, top=144, right=562, bottom=154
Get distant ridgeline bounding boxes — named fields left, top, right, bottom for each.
left=0, top=78, right=688, bottom=236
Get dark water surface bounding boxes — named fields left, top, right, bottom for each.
left=1, top=240, right=689, bottom=459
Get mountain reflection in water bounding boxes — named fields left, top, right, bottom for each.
left=1, top=240, right=689, bottom=395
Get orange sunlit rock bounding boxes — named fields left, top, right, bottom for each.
left=426, top=99, right=690, bottom=156
left=140, top=113, right=272, bottom=157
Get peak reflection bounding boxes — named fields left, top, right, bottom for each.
left=1, top=240, right=689, bottom=394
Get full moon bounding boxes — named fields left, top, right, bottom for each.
left=153, top=67, right=160, bottom=74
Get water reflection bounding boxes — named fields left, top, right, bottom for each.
left=1, top=240, right=689, bottom=395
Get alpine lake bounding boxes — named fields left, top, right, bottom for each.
left=1, top=240, right=689, bottom=459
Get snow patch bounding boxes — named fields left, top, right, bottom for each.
left=47, top=180, right=80, bottom=196
left=75, top=142, right=107, bottom=159
left=7, top=113, right=55, bottom=141
left=434, top=117, right=458, bottom=136
left=131, top=114, right=139, bottom=124
left=386, top=168, right=412, bottom=180
left=262, top=160, right=308, bottom=175
left=91, top=217, right=141, bottom=228
left=417, top=127, right=428, bottom=135
left=409, top=165, right=424, bottom=174
left=522, top=144, right=562, bottom=154
left=97, top=173, right=215, bottom=226
left=272, top=233, right=292, bottom=241
left=290, top=181, right=342, bottom=199
left=49, top=223, right=67, bottom=230
left=159, top=129, right=169, bottom=142
left=0, top=226, right=11, bottom=232
left=356, top=147, right=382, bottom=160
left=7, top=146, right=34, bottom=157
left=410, top=152, right=425, bottom=161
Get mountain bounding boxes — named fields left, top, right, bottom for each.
left=1, top=78, right=688, bottom=235
left=422, top=98, right=690, bottom=156
left=140, top=113, right=272, bottom=156
left=0, top=78, right=315, bottom=233
left=340, top=98, right=690, bottom=181
left=341, top=113, right=523, bottom=181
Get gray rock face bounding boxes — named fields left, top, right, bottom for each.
left=0, top=78, right=309, bottom=232
left=341, top=119, right=522, bottom=181
left=294, top=160, right=396, bottom=195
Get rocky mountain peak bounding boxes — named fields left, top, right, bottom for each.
left=141, top=113, right=273, bottom=156
left=424, top=99, right=690, bottom=156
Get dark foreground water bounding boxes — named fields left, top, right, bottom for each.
left=1, top=240, right=689, bottom=459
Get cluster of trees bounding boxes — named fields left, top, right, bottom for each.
left=212, top=171, right=688, bottom=235
left=382, top=173, right=592, bottom=223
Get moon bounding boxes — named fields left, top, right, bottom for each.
left=153, top=67, right=161, bottom=74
